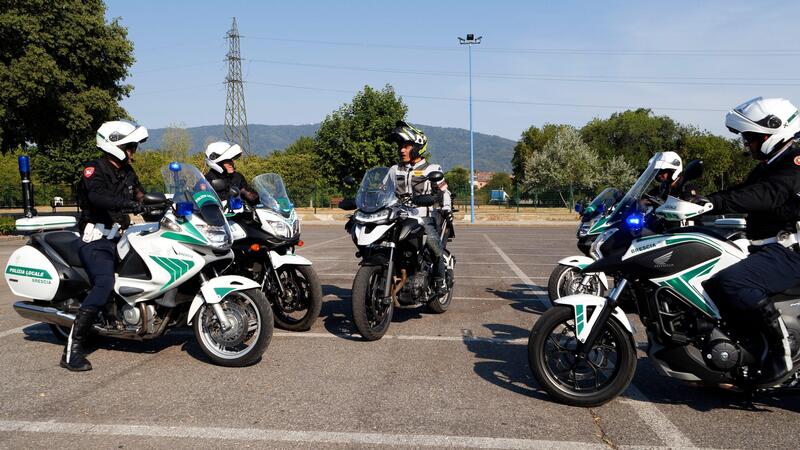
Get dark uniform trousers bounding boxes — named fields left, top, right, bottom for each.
left=78, top=238, right=117, bottom=311
left=704, top=244, right=800, bottom=312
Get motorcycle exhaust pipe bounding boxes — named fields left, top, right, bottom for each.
left=18, top=156, right=37, bottom=218
left=14, top=301, right=75, bottom=327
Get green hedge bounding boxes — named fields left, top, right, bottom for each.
left=0, top=217, right=16, bottom=235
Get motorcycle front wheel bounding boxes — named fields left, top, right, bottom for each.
left=193, top=288, right=274, bottom=367
left=528, top=305, right=636, bottom=407
left=270, top=265, right=323, bottom=332
left=351, top=265, right=393, bottom=341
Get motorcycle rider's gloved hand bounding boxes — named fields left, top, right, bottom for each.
left=689, top=195, right=711, bottom=206
left=123, top=201, right=144, bottom=214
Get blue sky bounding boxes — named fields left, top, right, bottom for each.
left=107, top=0, right=800, bottom=140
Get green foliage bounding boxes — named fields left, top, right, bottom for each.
left=0, top=0, right=135, bottom=185
left=160, top=125, right=191, bottom=163
left=315, top=85, right=407, bottom=188
left=283, top=136, right=316, bottom=155
left=0, top=216, right=15, bottom=235
left=481, top=172, right=513, bottom=192
left=445, top=166, right=470, bottom=201
left=599, top=155, right=636, bottom=189
left=236, top=150, right=324, bottom=207
left=681, top=129, right=753, bottom=192
left=580, top=109, right=683, bottom=171
left=511, top=124, right=571, bottom=184
left=524, top=127, right=600, bottom=207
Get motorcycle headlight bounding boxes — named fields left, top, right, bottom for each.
left=577, top=222, right=590, bottom=237
left=590, top=227, right=617, bottom=260
left=354, top=209, right=390, bottom=224
left=265, top=219, right=292, bottom=238
left=195, top=223, right=232, bottom=249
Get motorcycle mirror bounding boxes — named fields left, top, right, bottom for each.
left=142, top=192, right=167, bottom=206
left=338, top=198, right=357, bottom=210
left=210, top=179, right=227, bottom=193
left=342, top=176, right=356, bottom=186
left=426, top=171, right=444, bottom=183
left=682, top=160, right=704, bottom=182
left=574, top=203, right=583, bottom=213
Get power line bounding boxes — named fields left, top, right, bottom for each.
left=246, top=58, right=800, bottom=87
left=245, top=80, right=726, bottom=112
left=242, top=35, right=800, bottom=57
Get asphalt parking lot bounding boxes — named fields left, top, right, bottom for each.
left=0, top=224, right=798, bottom=449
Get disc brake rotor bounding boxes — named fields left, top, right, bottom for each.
left=208, top=301, right=249, bottom=346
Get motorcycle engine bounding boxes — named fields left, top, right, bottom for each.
left=121, top=304, right=141, bottom=327
left=703, top=328, right=741, bottom=371
left=401, top=271, right=429, bottom=302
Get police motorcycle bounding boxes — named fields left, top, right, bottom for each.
left=548, top=187, right=622, bottom=300
left=8, top=162, right=273, bottom=367
left=526, top=159, right=800, bottom=407
left=222, top=173, right=322, bottom=331
left=547, top=160, right=746, bottom=302
left=340, top=167, right=455, bottom=341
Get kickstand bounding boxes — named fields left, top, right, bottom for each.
left=741, top=389, right=768, bottom=412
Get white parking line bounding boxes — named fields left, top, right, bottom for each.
left=621, top=385, right=695, bottom=448
left=0, top=419, right=611, bottom=449
left=0, top=326, right=26, bottom=339
left=274, top=331, right=529, bottom=344
left=316, top=273, right=547, bottom=280
left=483, top=235, right=553, bottom=309
left=298, top=235, right=349, bottom=250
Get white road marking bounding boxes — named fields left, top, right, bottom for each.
left=621, top=385, right=696, bottom=449
left=321, top=294, right=548, bottom=302
left=0, top=419, right=612, bottom=449
left=297, top=235, right=349, bottom=250
left=316, top=273, right=547, bottom=280
left=0, top=326, right=26, bottom=339
left=274, top=331, right=530, bottom=344
left=483, top=235, right=553, bottom=309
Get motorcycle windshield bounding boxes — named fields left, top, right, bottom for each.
left=583, top=187, right=621, bottom=220
left=161, top=163, right=229, bottom=230
left=607, top=153, right=663, bottom=223
left=253, top=173, right=293, bottom=218
left=356, top=167, right=397, bottom=213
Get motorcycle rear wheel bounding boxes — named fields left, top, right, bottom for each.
left=528, top=305, right=636, bottom=407
left=351, top=265, right=393, bottom=341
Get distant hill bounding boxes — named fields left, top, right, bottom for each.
left=142, top=123, right=515, bottom=172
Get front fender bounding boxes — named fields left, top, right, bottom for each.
left=554, top=294, right=634, bottom=343
left=269, top=251, right=312, bottom=269
left=187, top=275, right=262, bottom=325
left=557, top=256, right=609, bottom=289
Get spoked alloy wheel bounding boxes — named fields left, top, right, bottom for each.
left=548, top=264, right=604, bottom=300
left=351, top=265, right=393, bottom=341
left=194, top=288, right=274, bottom=367
left=270, top=265, right=322, bottom=331
left=428, top=263, right=454, bottom=314
left=528, top=306, right=636, bottom=407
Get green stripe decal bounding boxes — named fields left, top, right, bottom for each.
left=150, top=256, right=196, bottom=290
left=5, top=265, right=52, bottom=279
left=658, top=258, right=720, bottom=317
left=575, top=304, right=585, bottom=334
left=214, top=287, right=236, bottom=299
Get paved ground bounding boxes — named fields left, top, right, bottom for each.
left=0, top=225, right=798, bottom=449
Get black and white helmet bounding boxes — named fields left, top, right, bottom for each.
left=726, top=97, right=800, bottom=163
left=204, top=141, right=243, bottom=173
left=96, top=120, right=148, bottom=161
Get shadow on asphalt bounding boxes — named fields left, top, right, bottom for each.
left=625, top=357, right=800, bottom=413
left=462, top=323, right=549, bottom=400
left=485, top=283, right=549, bottom=315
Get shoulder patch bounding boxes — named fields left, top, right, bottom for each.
left=794, top=156, right=800, bottom=166
left=83, top=167, right=95, bottom=178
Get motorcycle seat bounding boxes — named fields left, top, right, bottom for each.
left=41, top=231, right=83, bottom=268
left=667, top=225, right=743, bottom=245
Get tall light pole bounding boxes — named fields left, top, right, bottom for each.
left=459, top=34, right=481, bottom=224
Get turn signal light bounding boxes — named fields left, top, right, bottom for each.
left=250, top=244, right=261, bottom=252
left=297, top=240, right=304, bottom=247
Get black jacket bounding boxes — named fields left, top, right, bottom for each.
left=204, top=170, right=256, bottom=202
left=77, top=156, right=143, bottom=232
left=708, top=145, right=800, bottom=240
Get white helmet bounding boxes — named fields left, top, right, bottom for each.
left=725, top=97, right=800, bottom=163
left=204, top=141, right=243, bottom=173
left=96, top=120, right=148, bottom=161
left=652, top=151, right=683, bottom=181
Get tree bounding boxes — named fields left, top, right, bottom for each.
left=0, top=0, right=134, bottom=184
left=160, top=124, right=192, bottom=163
left=524, top=127, right=600, bottom=208
left=315, top=85, right=407, bottom=187
left=481, top=172, right=513, bottom=192
left=580, top=109, right=683, bottom=171
left=680, top=129, right=752, bottom=193
left=283, top=136, right=316, bottom=155
left=444, top=166, right=470, bottom=201
left=599, top=155, right=636, bottom=189
left=511, top=123, right=570, bottom=185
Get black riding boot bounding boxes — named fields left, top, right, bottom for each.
left=433, top=257, right=447, bottom=296
left=756, top=301, right=793, bottom=386
left=60, top=307, right=97, bottom=372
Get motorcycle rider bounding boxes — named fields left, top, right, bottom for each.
left=647, top=151, right=683, bottom=201
left=203, top=141, right=258, bottom=204
left=65, top=120, right=148, bottom=371
left=701, top=97, right=800, bottom=385
left=389, top=121, right=452, bottom=295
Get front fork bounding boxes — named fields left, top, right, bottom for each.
left=576, top=278, right=628, bottom=356
left=200, top=270, right=233, bottom=331
left=382, top=243, right=396, bottom=299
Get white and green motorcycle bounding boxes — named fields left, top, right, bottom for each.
left=7, top=162, right=273, bottom=367
left=528, top=168, right=800, bottom=406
